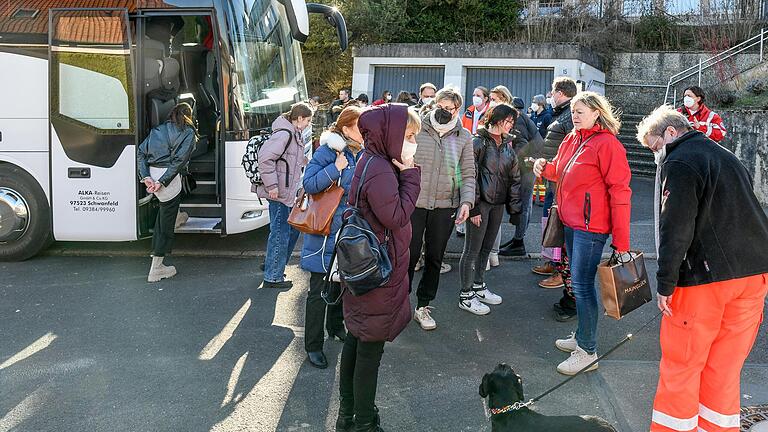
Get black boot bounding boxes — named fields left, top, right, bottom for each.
left=498, top=239, right=526, bottom=257
left=335, top=397, right=354, bottom=432
left=328, top=327, right=347, bottom=342
left=553, top=302, right=577, bottom=322
left=354, top=422, right=384, bottom=432
left=558, top=288, right=576, bottom=310
left=354, top=405, right=382, bottom=431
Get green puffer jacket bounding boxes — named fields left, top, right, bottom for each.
left=414, top=115, right=476, bottom=210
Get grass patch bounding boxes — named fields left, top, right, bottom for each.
left=51, top=51, right=136, bottom=135
left=730, top=93, right=768, bottom=110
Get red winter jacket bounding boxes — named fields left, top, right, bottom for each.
left=541, top=125, right=632, bottom=251
left=678, top=104, right=726, bottom=142
left=461, top=103, right=489, bottom=134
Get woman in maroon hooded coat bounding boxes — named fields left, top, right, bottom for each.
left=335, top=104, right=422, bottom=432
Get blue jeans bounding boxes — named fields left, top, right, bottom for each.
left=264, top=200, right=300, bottom=282
left=563, top=226, right=608, bottom=354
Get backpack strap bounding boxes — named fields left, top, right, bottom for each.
left=272, top=128, right=294, bottom=158
left=352, top=152, right=391, bottom=244
left=353, top=153, right=376, bottom=209
left=270, top=128, right=294, bottom=187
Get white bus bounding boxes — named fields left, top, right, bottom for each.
left=0, top=0, right=347, bottom=261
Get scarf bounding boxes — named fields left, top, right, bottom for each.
left=653, top=145, right=668, bottom=256
left=430, top=111, right=459, bottom=137
left=347, top=139, right=363, bottom=155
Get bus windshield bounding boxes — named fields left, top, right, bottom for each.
left=229, top=0, right=308, bottom=131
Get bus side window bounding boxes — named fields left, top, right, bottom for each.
left=50, top=10, right=135, bottom=168
left=52, top=15, right=134, bottom=134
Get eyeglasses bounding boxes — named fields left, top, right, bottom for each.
left=437, top=104, right=458, bottom=113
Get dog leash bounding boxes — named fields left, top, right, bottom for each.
left=486, top=310, right=664, bottom=419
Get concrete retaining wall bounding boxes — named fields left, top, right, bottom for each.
left=720, top=110, right=768, bottom=206
left=606, top=52, right=762, bottom=115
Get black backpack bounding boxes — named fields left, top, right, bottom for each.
left=330, top=155, right=393, bottom=297
left=241, top=128, right=292, bottom=187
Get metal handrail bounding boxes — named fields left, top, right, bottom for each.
left=664, top=27, right=767, bottom=103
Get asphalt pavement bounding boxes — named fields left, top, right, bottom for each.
left=1, top=256, right=767, bottom=432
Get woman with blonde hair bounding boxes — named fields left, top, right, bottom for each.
left=408, top=86, right=475, bottom=330
left=489, top=85, right=513, bottom=105
left=532, top=91, right=632, bottom=375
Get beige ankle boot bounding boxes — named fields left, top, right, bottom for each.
left=175, top=211, right=189, bottom=228
left=148, top=256, right=177, bottom=282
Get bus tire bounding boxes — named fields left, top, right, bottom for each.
left=0, top=165, right=52, bottom=261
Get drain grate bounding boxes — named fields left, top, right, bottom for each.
left=742, top=405, right=768, bottom=431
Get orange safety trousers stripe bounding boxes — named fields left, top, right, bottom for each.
left=651, top=273, right=767, bottom=432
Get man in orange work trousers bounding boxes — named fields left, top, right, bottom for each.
left=637, top=105, right=768, bottom=432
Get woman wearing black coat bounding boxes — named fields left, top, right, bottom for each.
left=458, top=104, right=522, bottom=316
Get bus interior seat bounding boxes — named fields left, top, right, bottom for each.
left=148, top=57, right=180, bottom=128
left=144, top=58, right=162, bottom=96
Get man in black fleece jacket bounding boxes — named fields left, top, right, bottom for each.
left=637, top=105, right=768, bottom=432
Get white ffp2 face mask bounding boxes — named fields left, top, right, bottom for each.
left=683, top=96, right=695, bottom=108
left=472, top=96, right=484, bottom=108
left=546, top=97, right=554, bottom=107
left=401, top=140, right=418, bottom=162
left=530, top=103, right=538, bottom=112
left=386, top=95, right=392, bottom=101
left=422, top=97, right=434, bottom=106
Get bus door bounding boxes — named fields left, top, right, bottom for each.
left=48, top=9, right=138, bottom=241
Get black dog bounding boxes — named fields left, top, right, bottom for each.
left=479, top=363, right=617, bottom=432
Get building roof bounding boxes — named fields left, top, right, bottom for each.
left=353, top=43, right=604, bottom=71
left=0, top=1, right=174, bottom=40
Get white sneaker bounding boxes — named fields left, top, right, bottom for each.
left=555, top=332, right=578, bottom=353
left=557, top=346, right=598, bottom=376
left=489, top=253, right=500, bottom=267
left=440, top=262, right=452, bottom=274
left=458, top=292, right=491, bottom=315
left=414, top=306, right=437, bottom=330
left=473, top=284, right=502, bottom=305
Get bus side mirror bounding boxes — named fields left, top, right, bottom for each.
left=280, top=0, right=310, bottom=42
left=306, top=3, right=348, bottom=52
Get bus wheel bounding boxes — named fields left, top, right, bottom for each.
left=0, top=165, right=52, bottom=261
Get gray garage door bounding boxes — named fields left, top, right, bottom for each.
left=465, top=68, right=554, bottom=110
left=373, top=66, right=445, bottom=102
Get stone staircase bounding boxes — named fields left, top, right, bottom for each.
left=618, top=114, right=656, bottom=178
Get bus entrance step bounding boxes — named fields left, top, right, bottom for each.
left=175, top=217, right=222, bottom=234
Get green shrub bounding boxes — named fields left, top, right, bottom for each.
left=633, top=15, right=678, bottom=50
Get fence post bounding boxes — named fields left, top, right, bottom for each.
left=698, top=58, right=702, bottom=86
left=761, top=28, right=764, bottom=63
